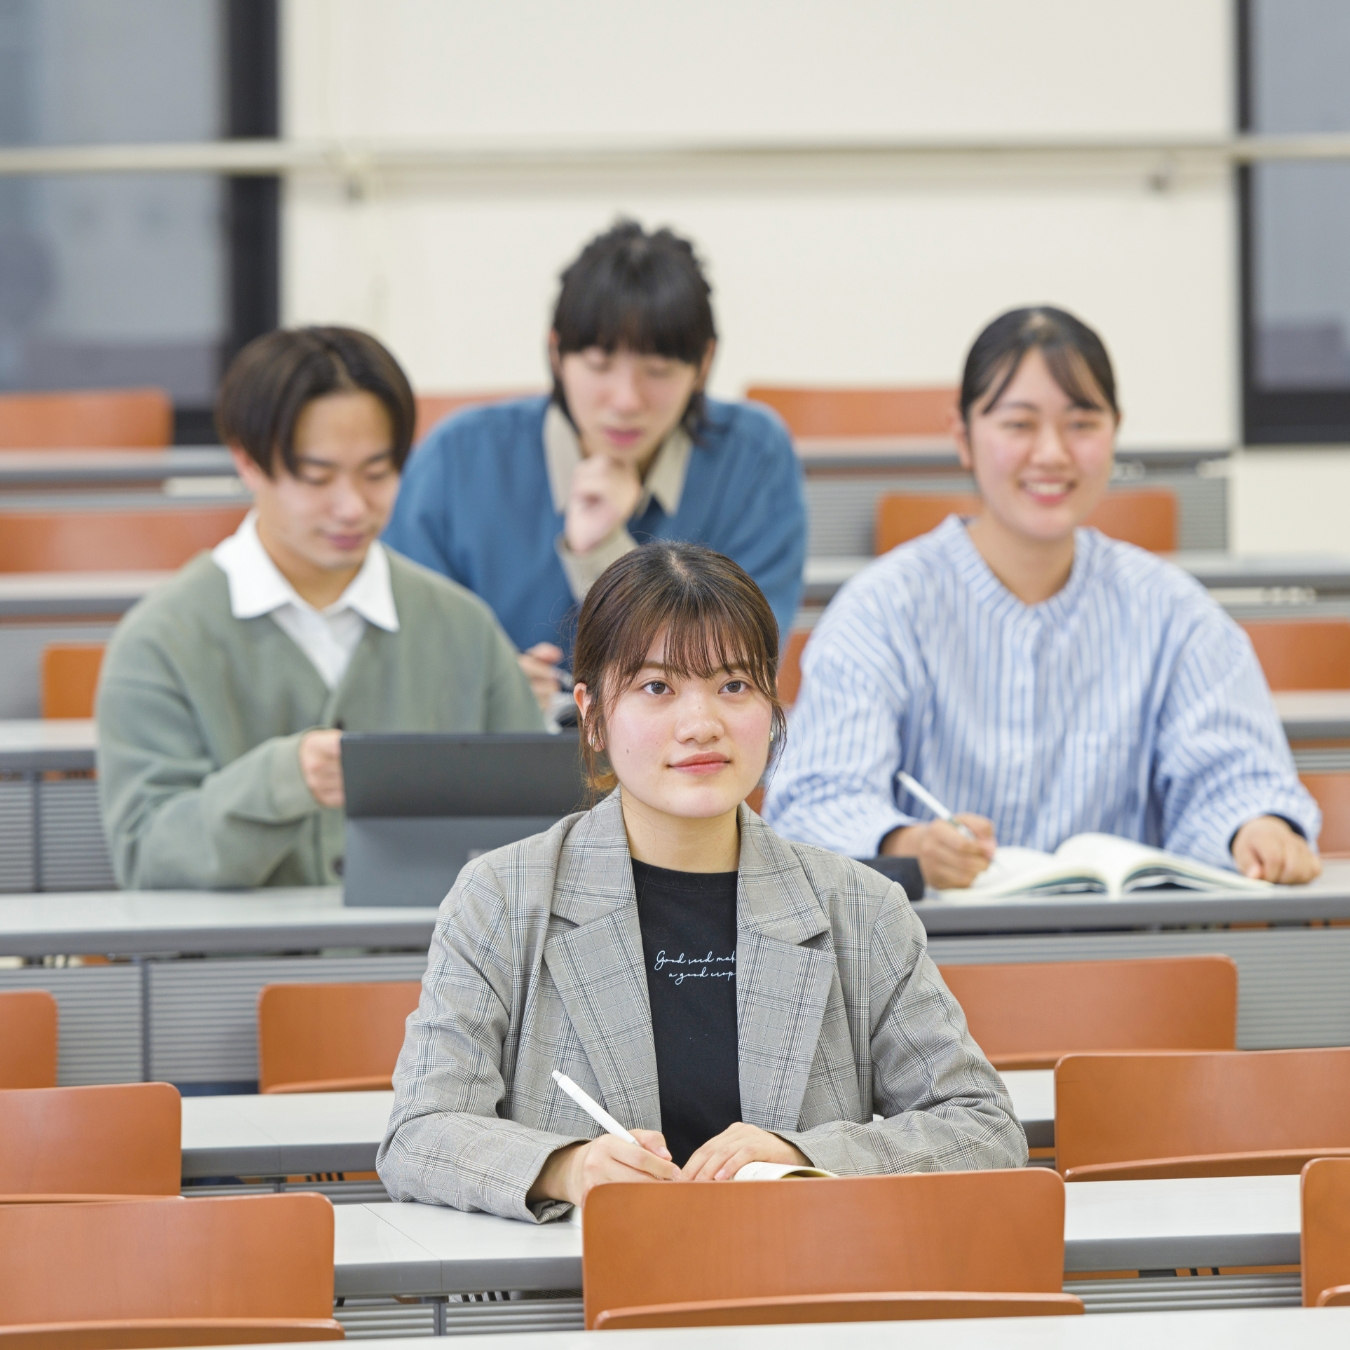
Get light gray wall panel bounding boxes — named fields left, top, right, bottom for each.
left=0, top=962, right=142, bottom=1083
left=148, top=953, right=429, bottom=1083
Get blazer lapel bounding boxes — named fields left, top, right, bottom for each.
left=543, top=791, right=663, bottom=1132
left=735, top=806, right=838, bottom=1133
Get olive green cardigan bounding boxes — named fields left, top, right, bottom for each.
left=96, top=549, right=544, bottom=890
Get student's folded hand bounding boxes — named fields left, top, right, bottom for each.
left=564, top=454, right=643, bottom=555
left=680, top=1123, right=810, bottom=1182
left=1231, top=815, right=1322, bottom=885
left=519, top=642, right=564, bottom=714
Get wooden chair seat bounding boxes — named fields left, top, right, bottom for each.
left=595, top=1291, right=1084, bottom=1329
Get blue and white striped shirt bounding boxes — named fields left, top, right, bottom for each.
left=763, top=517, right=1319, bottom=869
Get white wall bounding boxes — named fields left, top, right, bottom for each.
left=283, top=0, right=1350, bottom=546
left=281, top=0, right=1239, bottom=457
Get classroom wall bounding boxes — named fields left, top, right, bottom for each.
left=281, top=1, right=1349, bottom=549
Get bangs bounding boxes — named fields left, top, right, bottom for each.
left=602, top=588, right=779, bottom=704
left=555, top=272, right=712, bottom=366
left=982, top=341, right=1111, bottom=415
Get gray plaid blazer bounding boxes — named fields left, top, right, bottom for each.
left=377, top=790, right=1026, bottom=1222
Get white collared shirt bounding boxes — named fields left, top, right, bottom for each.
left=212, top=511, right=400, bottom=690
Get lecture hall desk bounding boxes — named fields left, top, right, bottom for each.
left=284, top=1308, right=1350, bottom=1350
left=4, top=868, right=1350, bottom=1088
left=326, top=1173, right=1306, bottom=1321
left=177, top=1075, right=1054, bottom=1181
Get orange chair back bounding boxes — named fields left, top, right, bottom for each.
left=0, top=1193, right=341, bottom=1342
left=0, top=388, right=172, bottom=449
left=582, top=1170, right=1078, bottom=1330
left=1241, top=620, right=1350, bottom=691
left=1300, top=773, right=1350, bottom=855
left=1055, top=1048, right=1350, bottom=1182
left=257, top=982, right=421, bottom=1094
left=744, top=386, right=957, bottom=438
left=1303, top=1158, right=1350, bottom=1307
left=937, top=957, right=1237, bottom=1071
left=874, top=488, right=1177, bottom=555
left=0, top=1083, right=180, bottom=1200
left=0, top=507, right=247, bottom=572
left=0, top=991, right=58, bottom=1089
left=41, top=645, right=106, bottom=720
left=413, top=391, right=540, bottom=444
left=778, top=629, right=810, bottom=707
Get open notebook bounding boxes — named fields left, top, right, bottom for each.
left=935, top=832, right=1275, bottom=901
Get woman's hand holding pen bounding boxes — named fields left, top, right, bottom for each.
left=529, top=1130, right=680, bottom=1207
left=519, top=642, right=565, bottom=714
left=884, top=816, right=997, bottom=889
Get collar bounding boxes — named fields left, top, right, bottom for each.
left=542, top=402, right=691, bottom=517
left=937, top=514, right=1094, bottom=622
left=211, top=510, right=400, bottom=631
left=551, top=788, right=829, bottom=947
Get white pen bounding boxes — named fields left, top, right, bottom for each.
left=551, top=1069, right=638, bottom=1145
left=897, top=771, right=978, bottom=843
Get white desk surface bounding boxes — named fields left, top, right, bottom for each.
left=0, top=887, right=435, bottom=956
left=803, top=551, right=1350, bottom=602
left=181, top=1090, right=395, bottom=1179
left=330, top=1174, right=1301, bottom=1298
left=303, top=1308, right=1350, bottom=1350
left=1274, top=689, right=1350, bottom=739
left=177, top=1078, right=1052, bottom=1180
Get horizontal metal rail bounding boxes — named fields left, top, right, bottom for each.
left=4, top=132, right=1350, bottom=180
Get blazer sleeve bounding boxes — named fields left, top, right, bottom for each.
left=96, top=637, right=322, bottom=890
left=377, top=866, right=586, bottom=1223
left=774, top=888, right=1028, bottom=1175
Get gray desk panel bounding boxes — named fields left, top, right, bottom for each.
left=180, top=1090, right=394, bottom=1178
left=0, top=447, right=237, bottom=487
left=330, top=1174, right=1301, bottom=1298
left=0, top=889, right=436, bottom=957
left=179, top=1081, right=1050, bottom=1179
left=0, top=718, right=96, bottom=772
left=0, top=571, right=168, bottom=620
left=804, top=551, right=1350, bottom=606
left=914, top=860, right=1350, bottom=935
left=330, top=1308, right=1350, bottom=1349
left=1274, top=690, right=1350, bottom=742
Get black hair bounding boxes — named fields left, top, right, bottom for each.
left=216, top=326, right=415, bottom=478
left=573, top=541, right=785, bottom=795
left=551, top=220, right=717, bottom=438
left=960, top=306, right=1118, bottom=424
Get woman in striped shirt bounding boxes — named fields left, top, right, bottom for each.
left=764, top=306, right=1320, bottom=891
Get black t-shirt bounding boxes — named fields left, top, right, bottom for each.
left=631, top=859, right=742, bottom=1169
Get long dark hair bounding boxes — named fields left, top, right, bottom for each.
left=572, top=542, right=786, bottom=793
left=551, top=220, right=717, bottom=439
left=960, top=306, right=1118, bottom=424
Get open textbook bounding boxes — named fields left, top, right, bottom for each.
left=732, top=1161, right=837, bottom=1180
left=935, top=832, right=1275, bottom=901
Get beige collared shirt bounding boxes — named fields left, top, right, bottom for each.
left=543, top=403, right=692, bottom=600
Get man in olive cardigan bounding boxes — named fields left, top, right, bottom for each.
left=97, top=327, right=543, bottom=890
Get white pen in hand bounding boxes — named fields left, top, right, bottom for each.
left=897, top=771, right=979, bottom=843
left=551, top=1070, right=638, bottom=1145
